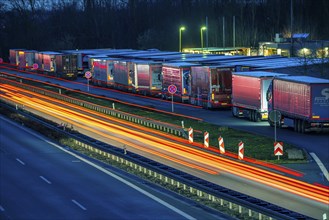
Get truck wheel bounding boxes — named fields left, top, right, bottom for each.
left=232, top=107, right=238, bottom=117
left=297, top=119, right=302, bottom=133
left=301, top=120, right=306, bottom=133
left=268, top=119, right=274, bottom=127
left=249, top=110, right=253, bottom=121
left=294, top=119, right=298, bottom=132
left=255, top=112, right=261, bottom=122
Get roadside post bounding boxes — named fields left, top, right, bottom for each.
left=85, top=71, right=92, bottom=92
left=168, top=84, right=177, bottom=112
left=269, top=110, right=281, bottom=143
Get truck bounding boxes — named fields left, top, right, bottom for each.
left=267, top=76, right=329, bottom=133
left=161, top=62, right=199, bottom=102
left=55, top=53, right=78, bottom=80
left=231, top=71, right=287, bottom=121
left=17, top=50, right=37, bottom=69
left=112, top=60, right=135, bottom=91
left=9, top=49, right=25, bottom=65
left=190, top=65, right=233, bottom=109
left=91, top=57, right=116, bottom=87
left=131, top=60, right=162, bottom=96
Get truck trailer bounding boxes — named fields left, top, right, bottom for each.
left=161, top=62, right=199, bottom=102
left=55, top=53, right=78, bottom=80
left=267, top=76, right=329, bottom=133
left=131, top=60, right=162, bottom=96
left=232, top=71, right=287, bottom=121
left=91, top=57, right=116, bottom=86
left=190, top=66, right=232, bottom=109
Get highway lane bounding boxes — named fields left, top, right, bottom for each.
left=1, top=84, right=328, bottom=219
left=0, top=116, right=226, bottom=220
left=1, top=68, right=328, bottom=173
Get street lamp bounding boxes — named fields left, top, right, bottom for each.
left=200, top=26, right=206, bottom=52
left=179, top=26, right=185, bottom=52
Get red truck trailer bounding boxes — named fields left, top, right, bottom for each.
left=131, top=60, right=162, bottom=96
left=267, top=76, right=329, bottom=133
left=232, top=71, right=287, bottom=121
left=161, top=62, right=199, bottom=102
left=190, top=66, right=232, bottom=109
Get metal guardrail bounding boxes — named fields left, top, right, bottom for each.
left=0, top=101, right=312, bottom=220
left=1, top=77, right=187, bottom=138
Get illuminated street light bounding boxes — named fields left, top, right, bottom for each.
left=200, top=26, right=206, bottom=52
left=179, top=26, right=185, bottom=52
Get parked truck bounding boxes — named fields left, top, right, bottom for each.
left=232, top=71, right=287, bottom=121
left=267, top=76, right=329, bottom=133
left=161, top=62, right=199, bottom=102
left=91, top=57, right=116, bottom=86
left=55, top=53, right=78, bottom=80
left=131, top=60, right=162, bottom=96
left=112, top=60, right=135, bottom=91
left=190, top=66, right=232, bottom=109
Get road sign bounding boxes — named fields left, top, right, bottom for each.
left=85, top=71, right=92, bottom=79
left=218, top=136, right=225, bottom=154
left=238, top=141, right=244, bottom=160
left=269, top=110, right=281, bottom=123
left=274, top=142, right=283, bottom=156
left=32, top=63, right=38, bottom=69
left=204, top=131, right=209, bottom=148
left=168, top=84, right=177, bottom=94
left=188, top=127, right=193, bottom=143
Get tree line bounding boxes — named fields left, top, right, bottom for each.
left=0, top=0, right=328, bottom=60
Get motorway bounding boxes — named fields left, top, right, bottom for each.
left=1, top=83, right=328, bottom=219
left=0, top=116, right=227, bottom=220
left=0, top=67, right=328, bottom=174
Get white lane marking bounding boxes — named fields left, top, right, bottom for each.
left=310, top=152, right=329, bottom=182
left=72, top=160, right=81, bottom=163
left=72, top=199, right=87, bottom=211
left=2, top=116, right=196, bottom=220
left=0, top=205, right=4, bottom=211
left=40, top=176, right=52, bottom=184
left=16, top=158, right=25, bottom=165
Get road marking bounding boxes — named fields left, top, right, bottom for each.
left=16, top=158, right=25, bottom=165
left=4, top=116, right=196, bottom=220
left=310, top=152, right=329, bottom=182
left=71, top=199, right=87, bottom=211
left=72, top=160, right=81, bottom=163
left=40, top=176, right=52, bottom=184
left=0, top=205, right=4, bottom=211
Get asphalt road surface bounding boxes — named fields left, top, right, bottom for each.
left=0, top=116, right=227, bottom=220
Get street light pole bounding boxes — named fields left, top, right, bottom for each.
left=200, top=26, right=206, bottom=52
left=179, top=26, right=185, bottom=52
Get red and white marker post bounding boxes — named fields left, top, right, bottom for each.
left=188, top=127, right=193, bottom=143
left=204, top=131, right=209, bottom=148
left=274, top=142, right=283, bottom=160
left=238, top=141, right=244, bottom=160
left=218, top=136, right=225, bottom=154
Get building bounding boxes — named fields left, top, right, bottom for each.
left=259, top=33, right=329, bottom=58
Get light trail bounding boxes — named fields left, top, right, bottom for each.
left=1, top=84, right=329, bottom=205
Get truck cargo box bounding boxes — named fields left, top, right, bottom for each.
left=92, top=58, right=116, bottom=86
left=113, top=60, right=134, bottom=90
left=232, top=71, right=287, bottom=110
left=41, top=51, right=63, bottom=72
left=9, top=49, right=25, bottom=65
left=272, top=76, right=329, bottom=120
left=162, top=62, right=199, bottom=102
left=55, top=54, right=78, bottom=79
left=190, top=66, right=232, bottom=108
left=131, top=60, right=162, bottom=96
left=232, top=71, right=287, bottom=121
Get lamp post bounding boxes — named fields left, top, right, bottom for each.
left=200, top=26, right=206, bottom=52
left=179, top=26, right=185, bottom=52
